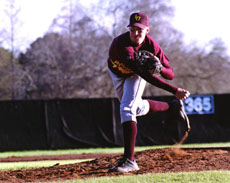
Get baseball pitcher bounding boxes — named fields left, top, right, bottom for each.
left=108, top=12, right=190, bottom=173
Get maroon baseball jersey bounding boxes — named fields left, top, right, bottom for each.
left=108, top=32, right=178, bottom=94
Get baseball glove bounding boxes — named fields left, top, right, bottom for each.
left=134, top=50, right=163, bottom=75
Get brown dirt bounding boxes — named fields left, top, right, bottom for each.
left=1, top=147, right=230, bottom=182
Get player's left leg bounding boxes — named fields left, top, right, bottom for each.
left=108, top=120, right=140, bottom=173
left=109, top=74, right=146, bottom=173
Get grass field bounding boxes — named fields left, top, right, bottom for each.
left=0, top=159, right=90, bottom=170
left=1, top=142, right=230, bottom=158
left=1, top=142, right=230, bottom=183
left=62, top=171, right=230, bottom=183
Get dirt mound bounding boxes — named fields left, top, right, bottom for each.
left=0, top=147, right=230, bottom=183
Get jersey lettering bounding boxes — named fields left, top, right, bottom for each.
left=110, top=59, right=134, bottom=74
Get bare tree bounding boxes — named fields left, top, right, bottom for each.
left=0, top=48, right=12, bottom=99
left=1, top=0, right=22, bottom=99
left=4, top=0, right=21, bottom=60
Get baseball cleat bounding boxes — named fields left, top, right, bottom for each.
left=108, top=158, right=139, bottom=173
left=172, top=99, right=191, bottom=132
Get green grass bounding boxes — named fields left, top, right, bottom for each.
left=61, top=171, right=230, bottom=183
left=0, top=159, right=90, bottom=170
left=0, top=147, right=125, bottom=158
left=1, top=142, right=230, bottom=158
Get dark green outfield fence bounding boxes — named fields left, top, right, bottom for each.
left=0, top=94, right=229, bottom=151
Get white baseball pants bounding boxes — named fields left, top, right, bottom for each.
left=108, top=69, right=150, bottom=123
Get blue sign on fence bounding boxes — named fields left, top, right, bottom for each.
left=183, top=94, right=215, bottom=115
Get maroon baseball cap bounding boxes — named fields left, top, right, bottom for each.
left=127, top=12, right=149, bottom=29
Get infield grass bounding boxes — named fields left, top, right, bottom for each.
left=61, top=171, right=230, bottom=183
left=0, top=142, right=230, bottom=158
left=3, top=168, right=229, bottom=183
left=0, top=159, right=90, bottom=170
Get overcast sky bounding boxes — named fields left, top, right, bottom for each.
left=0, top=0, right=229, bottom=54
left=171, top=0, right=230, bottom=53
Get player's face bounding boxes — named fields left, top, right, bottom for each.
left=129, top=26, right=149, bottom=45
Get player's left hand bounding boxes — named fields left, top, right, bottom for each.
left=134, top=50, right=163, bottom=75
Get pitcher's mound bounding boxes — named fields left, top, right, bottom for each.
left=0, top=147, right=230, bottom=182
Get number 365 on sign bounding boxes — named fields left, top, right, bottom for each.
left=183, top=94, right=215, bottom=115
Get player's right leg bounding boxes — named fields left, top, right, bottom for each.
left=147, top=98, right=190, bottom=132
left=170, top=99, right=190, bottom=132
